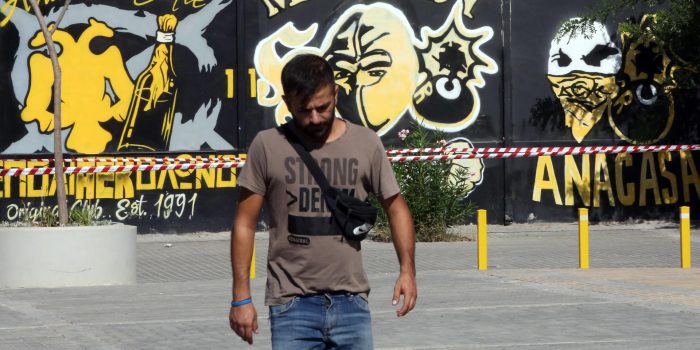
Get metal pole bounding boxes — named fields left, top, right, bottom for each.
left=680, top=206, right=691, bottom=269
left=477, top=209, right=488, bottom=270
left=579, top=208, right=589, bottom=269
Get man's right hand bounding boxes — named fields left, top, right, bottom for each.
left=229, top=303, right=259, bottom=345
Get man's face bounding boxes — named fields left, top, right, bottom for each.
left=284, top=84, right=338, bottom=142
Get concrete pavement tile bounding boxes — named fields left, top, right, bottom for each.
left=1, top=224, right=699, bottom=349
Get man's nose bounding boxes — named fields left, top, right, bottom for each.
left=310, top=110, right=323, bottom=124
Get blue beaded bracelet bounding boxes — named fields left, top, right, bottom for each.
left=231, top=297, right=252, bottom=307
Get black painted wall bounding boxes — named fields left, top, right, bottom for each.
left=1, top=0, right=698, bottom=232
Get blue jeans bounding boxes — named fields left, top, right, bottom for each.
left=269, top=293, right=373, bottom=349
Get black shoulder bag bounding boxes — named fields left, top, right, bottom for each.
left=279, top=123, right=377, bottom=241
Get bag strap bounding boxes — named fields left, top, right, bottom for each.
left=278, top=123, right=335, bottom=196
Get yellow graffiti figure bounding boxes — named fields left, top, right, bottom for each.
left=254, top=1, right=496, bottom=136
left=254, top=3, right=421, bottom=134
left=254, top=22, right=319, bottom=125
left=325, top=3, right=419, bottom=134
left=445, top=139, right=483, bottom=196
left=22, top=18, right=134, bottom=153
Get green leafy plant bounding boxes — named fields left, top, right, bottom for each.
left=372, top=122, right=476, bottom=242
left=39, top=207, right=60, bottom=227
left=69, top=204, right=99, bottom=226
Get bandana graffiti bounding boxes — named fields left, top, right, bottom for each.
left=548, top=16, right=680, bottom=145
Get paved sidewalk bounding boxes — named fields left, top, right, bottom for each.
left=1, top=222, right=699, bottom=349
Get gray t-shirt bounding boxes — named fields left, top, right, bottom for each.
left=237, top=120, right=400, bottom=305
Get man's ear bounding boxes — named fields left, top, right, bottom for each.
left=334, top=85, right=339, bottom=102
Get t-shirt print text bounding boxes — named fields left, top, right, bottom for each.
left=285, top=156, right=359, bottom=213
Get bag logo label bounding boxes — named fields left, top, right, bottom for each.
left=353, top=223, right=373, bottom=236
left=287, top=234, right=311, bottom=245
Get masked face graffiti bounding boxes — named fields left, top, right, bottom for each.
left=324, top=4, right=419, bottom=134
left=548, top=17, right=680, bottom=144
left=547, top=20, right=622, bottom=143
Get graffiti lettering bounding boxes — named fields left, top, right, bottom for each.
left=4, top=199, right=101, bottom=222
left=0, top=0, right=56, bottom=27
left=115, top=195, right=148, bottom=220
left=225, top=69, right=234, bottom=98
left=154, top=192, right=197, bottom=219
left=5, top=201, right=57, bottom=222
left=71, top=199, right=104, bottom=219
left=248, top=68, right=257, bottom=98
left=2, top=192, right=199, bottom=222
left=260, top=0, right=308, bottom=17
left=133, top=0, right=206, bottom=11
left=0, top=154, right=241, bottom=199
left=532, top=151, right=700, bottom=207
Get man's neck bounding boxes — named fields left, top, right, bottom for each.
left=305, top=118, right=345, bottom=145
left=325, top=118, right=346, bottom=143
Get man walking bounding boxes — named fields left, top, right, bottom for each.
left=229, top=54, right=417, bottom=349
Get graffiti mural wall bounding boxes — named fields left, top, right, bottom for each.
left=510, top=0, right=700, bottom=222
left=0, top=0, right=239, bottom=231
left=1, top=0, right=698, bottom=232
left=239, top=0, right=505, bottom=221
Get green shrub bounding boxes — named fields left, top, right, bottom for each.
left=69, top=204, right=100, bottom=226
left=372, top=123, right=476, bottom=242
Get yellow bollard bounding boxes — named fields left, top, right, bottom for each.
left=250, top=243, right=256, bottom=279
left=477, top=209, right=488, bottom=270
left=579, top=208, right=589, bottom=269
left=680, top=206, right=691, bottom=268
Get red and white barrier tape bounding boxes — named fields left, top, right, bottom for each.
left=1, top=156, right=243, bottom=164
left=2, top=144, right=699, bottom=177
left=0, top=161, right=245, bottom=177
left=388, top=144, right=700, bottom=162
left=5, top=145, right=698, bottom=164
left=387, top=144, right=700, bottom=155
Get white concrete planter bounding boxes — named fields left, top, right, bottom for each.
left=0, top=224, right=136, bottom=289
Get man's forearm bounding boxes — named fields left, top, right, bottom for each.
left=231, top=224, right=255, bottom=300
left=390, top=215, right=416, bottom=275
left=385, top=195, right=416, bottom=275
left=230, top=189, right=264, bottom=301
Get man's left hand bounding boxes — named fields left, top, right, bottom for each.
left=392, top=272, right=417, bottom=317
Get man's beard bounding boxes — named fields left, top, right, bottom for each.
left=296, top=117, right=334, bottom=141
